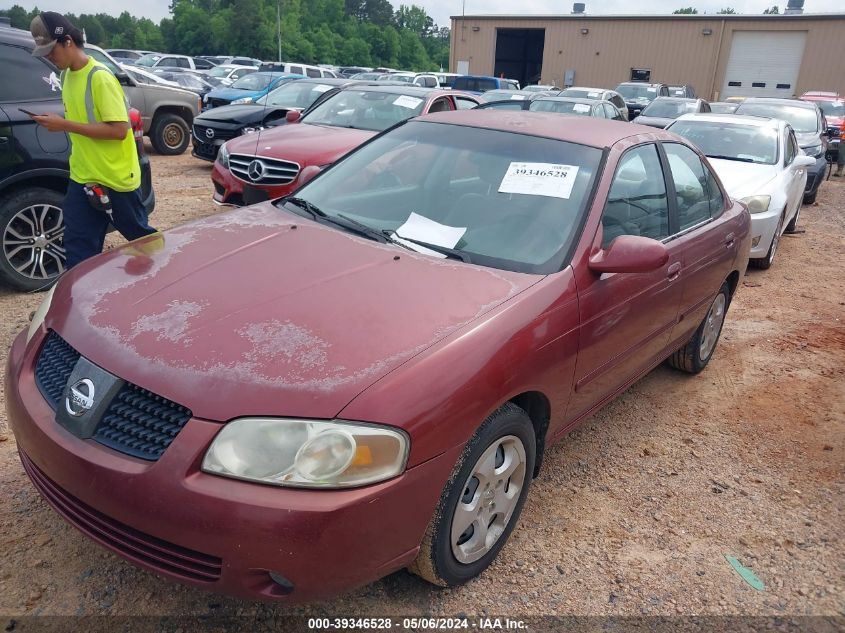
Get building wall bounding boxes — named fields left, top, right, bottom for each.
left=450, top=15, right=845, bottom=99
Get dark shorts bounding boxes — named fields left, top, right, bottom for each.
left=63, top=181, right=157, bottom=269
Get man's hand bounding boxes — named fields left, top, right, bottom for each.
left=31, top=112, right=70, bottom=133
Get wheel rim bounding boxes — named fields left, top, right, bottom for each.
left=768, top=214, right=784, bottom=264
left=3, top=203, right=65, bottom=281
left=450, top=435, right=527, bottom=564
left=699, top=292, right=727, bottom=361
left=163, top=123, right=185, bottom=149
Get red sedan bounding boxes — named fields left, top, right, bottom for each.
left=211, top=86, right=481, bottom=205
left=7, top=111, right=750, bottom=602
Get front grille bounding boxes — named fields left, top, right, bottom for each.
left=207, top=98, right=230, bottom=109
left=35, top=332, right=80, bottom=408
left=20, top=450, right=223, bottom=583
left=193, top=124, right=234, bottom=143
left=94, top=384, right=192, bottom=461
left=34, top=331, right=192, bottom=462
left=230, top=154, right=300, bottom=185
left=829, top=127, right=841, bottom=138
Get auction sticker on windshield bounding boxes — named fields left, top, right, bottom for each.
left=573, top=103, right=591, bottom=113
left=393, top=95, right=423, bottom=109
left=499, top=162, right=579, bottom=199
left=313, top=84, right=333, bottom=93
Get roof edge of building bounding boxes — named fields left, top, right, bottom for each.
left=449, top=13, right=845, bottom=22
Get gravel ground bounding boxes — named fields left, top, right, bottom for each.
left=0, top=147, right=842, bottom=628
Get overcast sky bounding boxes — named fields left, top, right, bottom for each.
left=9, top=0, right=842, bottom=29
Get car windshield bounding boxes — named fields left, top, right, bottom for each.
left=303, top=90, right=426, bottom=132
left=281, top=120, right=602, bottom=273
left=530, top=100, right=594, bottom=116
left=390, top=75, right=415, bottom=83
left=617, top=85, right=660, bottom=101
left=810, top=99, right=845, bottom=117
left=559, top=89, right=603, bottom=99
left=209, top=66, right=236, bottom=78
left=709, top=103, right=738, bottom=114
left=232, top=74, right=274, bottom=90
left=481, top=90, right=525, bottom=102
left=735, top=103, right=819, bottom=133
left=135, top=54, right=162, bottom=67
left=257, top=81, right=335, bottom=107
left=668, top=120, right=779, bottom=165
left=641, top=100, right=698, bottom=118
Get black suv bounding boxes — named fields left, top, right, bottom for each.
left=0, top=24, right=154, bottom=291
left=614, top=82, right=670, bottom=119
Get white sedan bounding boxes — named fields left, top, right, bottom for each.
left=668, top=113, right=815, bottom=269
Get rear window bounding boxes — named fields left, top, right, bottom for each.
left=735, top=103, right=820, bottom=133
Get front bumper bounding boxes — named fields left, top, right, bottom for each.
left=211, top=160, right=294, bottom=206
left=6, top=329, right=459, bottom=602
left=748, top=206, right=783, bottom=259
left=804, top=154, right=828, bottom=196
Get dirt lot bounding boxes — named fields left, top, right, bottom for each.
left=0, top=148, right=842, bottom=625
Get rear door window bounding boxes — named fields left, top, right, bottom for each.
left=664, top=143, right=712, bottom=231
left=306, top=67, right=321, bottom=78
left=0, top=43, right=60, bottom=102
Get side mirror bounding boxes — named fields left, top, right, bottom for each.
left=588, top=235, right=669, bottom=274
left=286, top=110, right=301, bottom=123
left=298, top=165, right=322, bottom=186
left=793, top=155, right=816, bottom=168
left=116, top=71, right=132, bottom=86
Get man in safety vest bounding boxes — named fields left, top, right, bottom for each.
left=28, top=12, right=156, bottom=271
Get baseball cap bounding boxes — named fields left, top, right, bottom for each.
left=30, top=12, right=78, bottom=57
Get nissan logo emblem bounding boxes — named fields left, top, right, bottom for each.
left=66, top=379, right=95, bottom=417
left=247, top=160, right=264, bottom=182
left=205, top=128, right=215, bottom=139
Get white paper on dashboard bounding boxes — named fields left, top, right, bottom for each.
left=312, top=84, right=333, bottom=93
left=395, top=212, right=466, bottom=249
left=510, top=94, right=526, bottom=100
left=647, top=87, right=657, bottom=93
left=393, top=95, right=423, bottom=109
left=587, top=91, right=600, bottom=98
left=498, top=162, right=580, bottom=199
left=573, top=103, right=591, bottom=113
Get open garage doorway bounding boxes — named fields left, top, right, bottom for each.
left=494, top=29, right=545, bottom=88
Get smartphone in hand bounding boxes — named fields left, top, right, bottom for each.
left=18, top=108, right=39, bottom=117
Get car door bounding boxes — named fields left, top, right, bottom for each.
left=661, top=142, right=736, bottom=346
left=569, top=143, right=684, bottom=420
left=783, top=128, right=806, bottom=218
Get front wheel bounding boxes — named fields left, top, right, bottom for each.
left=749, top=209, right=784, bottom=270
left=410, top=403, right=535, bottom=587
left=667, top=282, right=730, bottom=374
left=150, top=113, right=190, bottom=155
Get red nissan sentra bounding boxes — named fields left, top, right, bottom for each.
left=7, top=110, right=750, bottom=602
left=211, top=85, right=481, bottom=206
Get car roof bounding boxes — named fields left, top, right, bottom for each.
left=414, top=110, right=670, bottom=148
left=738, top=97, right=817, bottom=109
left=535, top=96, right=599, bottom=105
left=618, top=82, right=664, bottom=87
left=1, top=25, right=37, bottom=48
left=801, top=91, right=840, bottom=98
left=648, top=97, right=697, bottom=103
left=564, top=87, right=610, bottom=93
left=674, top=112, right=783, bottom=128
left=341, top=85, right=445, bottom=97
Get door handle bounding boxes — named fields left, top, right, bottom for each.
left=724, top=232, right=736, bottom=249
left=667, top=262, right=682, bottom=281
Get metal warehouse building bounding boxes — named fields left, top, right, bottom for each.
left=449, top=10, right=845, bottom=100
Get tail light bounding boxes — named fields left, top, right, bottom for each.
left=129, top=107, right=145, bottom=155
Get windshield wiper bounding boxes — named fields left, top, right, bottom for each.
left=707, top=154, right=755, bottom=163
left=382, top=230, right=472, bottom=263
left=283, top=199, right=386, bottom=243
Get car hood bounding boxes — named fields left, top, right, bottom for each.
left=196, top=103, right=287, bottom=126
left=708, top=158, right=778, bottom=198
left=50, top=204, right=537, bottom=423
left=795, top=131, right=822, bottom=148
left=824, top=115, right=843, bottom=128
left=224, top=122, right=375, bottom=165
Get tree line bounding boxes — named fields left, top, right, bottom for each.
left=0, top=0, right=451, bottom=71
left=673, top=6, right=784, bottom=13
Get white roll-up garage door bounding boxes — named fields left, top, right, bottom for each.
left=721, top=31, right=807, bottom=99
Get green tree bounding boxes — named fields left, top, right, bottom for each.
left=340, top=36, right=372, bottom=66
left=717, top=7, right=737, bottom=13
left=672, top=7, right=698, bottom=14
left=763, top=5, right=780, bottom=14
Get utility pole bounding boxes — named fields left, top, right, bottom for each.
left=277, top=0, right=282, bottom=63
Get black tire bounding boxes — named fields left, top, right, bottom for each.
left=667, top=282, right=731, bottom=374
left=749, top=209, right=784, bottom=270
left=802, top=189, right=817, bottom=205
left=150, top=113, right=190, bottom=155
left=409, top=402, right=535, bottom=587
left=0, top=187, right=66, bottom=292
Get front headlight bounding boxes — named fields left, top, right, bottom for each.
left=202, top=94, right=209, bottom=103
left=202, top=418, right=409, bottom=488
left=804, top=144, right=823, bottom=158
left=218, top=142, right=230, bottom=168
left=740, top=195, right=771, bottom=214
left=231, top=97, right=253, bottom=105
left=241, top=126, right=265, bottom=135
left=26, top=285, right=56, bottom=343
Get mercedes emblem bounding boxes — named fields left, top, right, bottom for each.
left=247, top=159, right=265, bottom=182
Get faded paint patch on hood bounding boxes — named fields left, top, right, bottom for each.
left=52, top=204, right=538, bottom=421
left=708, top=159, right=778, bottom=200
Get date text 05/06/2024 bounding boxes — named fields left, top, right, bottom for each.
left=306, top=617, right=528, bottom=630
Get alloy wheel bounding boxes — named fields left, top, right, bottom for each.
left=3, top=203, right=65, bottom=281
